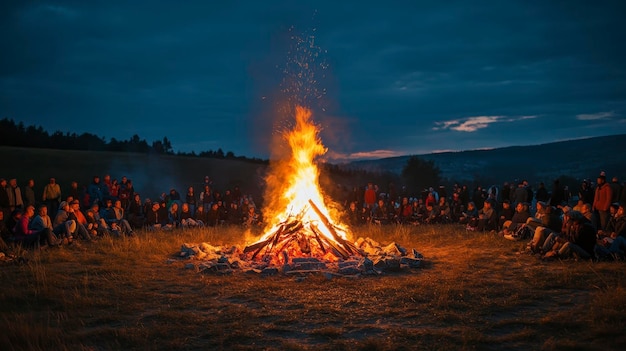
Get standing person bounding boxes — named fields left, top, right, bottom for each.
left=109, top=179, right=120, bottom=201
left=23, top=179, right=36, bottom=208
left=118, top=179, right=132, bottom=210
left=87, top=176, right=104, bottom=206
left=593, top=174, right=613, bottom=231
left=127, top=193, right=145, bottom=229
left=102, top=174, right=113, bottom=201
left=200, top=185, right=212, bottom=213
left=42, top=177, right=62, bottom=219
left=364, top=183, right=378, bottom=210
left=185, top=186, right=197, bottom=216
left=126, top=180, right=136, bottom=209
left=6, top=178, right=24, bottom=212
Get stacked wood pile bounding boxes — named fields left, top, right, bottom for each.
left=178, top=237, right=424, bottom=277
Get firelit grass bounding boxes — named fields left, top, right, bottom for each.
left=0, top=224, right=625, bottom=350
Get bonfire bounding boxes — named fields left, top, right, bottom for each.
left=244, top=106, right=362, bottom=264
left=179, top=106, right=423, bottom=276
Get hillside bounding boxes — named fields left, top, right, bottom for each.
left=346, top=134, right=626, bottom=185
left=3, top=134, right=626, bottom=202
left=0, top=146, right=268, bottom=203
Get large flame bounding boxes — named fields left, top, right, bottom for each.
left=246, top=105, right=351, bottom=263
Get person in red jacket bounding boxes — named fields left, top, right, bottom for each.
left=593, top=175, right=613, bottom=231
left=363, top=183, right=378, bottom=210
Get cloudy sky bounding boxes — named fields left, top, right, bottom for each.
left=2, top=1, right=625, bottom=161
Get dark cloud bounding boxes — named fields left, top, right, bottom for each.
left=2, top=1, right=625, bottom=160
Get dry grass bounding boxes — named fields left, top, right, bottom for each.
left=1, top=224, right=625, bottom=351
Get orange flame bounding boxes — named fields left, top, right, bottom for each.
left=247, top=105, right=351, bottom=263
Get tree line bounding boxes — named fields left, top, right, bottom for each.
left=0, top=118, right=267, bottom=164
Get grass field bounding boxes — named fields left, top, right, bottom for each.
left=1, top=224, right=624, bottom=351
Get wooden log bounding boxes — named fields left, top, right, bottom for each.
left=308, top=199, right=354, bottom=255
left=250, top=224, right=285, bottom=259
left=244, top=224, right=284, bottom=253
left=243, top=238, right=271, bottom=254
left=309, top=224, right=327, bottom=254
left=310, top=224, right=350, bottom=259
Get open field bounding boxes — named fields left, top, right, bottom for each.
left=1, top=224, right=625, bottom=351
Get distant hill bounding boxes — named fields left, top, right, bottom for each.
left=345, top=134, right=626, bottom=185
left=3, top=134, right=626, bottom=204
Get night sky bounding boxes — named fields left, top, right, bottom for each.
left=2, top=1, right=625, bottom=161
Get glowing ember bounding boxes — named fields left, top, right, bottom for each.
left=244, top=106, right=358, bottom=264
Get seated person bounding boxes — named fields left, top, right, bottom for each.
left=146, top=202, right=170, bottom=230
left=477, top=199, right=498, bottom=231
left=498, top=200, right=514, bottom=230
left=500, top=202, right=530, bottom=233
left=242, top=205, right=261, bottom=227
left=181, top=202, right=202, bottom=228
left=168, top=202, right=181, bottom=228
left=14, top=205, right=60, bottom=247
left=459, top=201, right=479, bottom=228
left=30, top=205, right=73, bottom=243
left=68, top=200, right=95, bottom=241
left=107, top=200, right=133, bottom=236
left=596, top=203, right=626, bottom=259
left=344, top=201, right=363, bottom=227
left=526, top=203, right=562, bottom=233
left=410, top=199, right=426, bottom=225
left=542, top=211, right=596, bottom=260
left=53, top=201, right=76, bottom=242
left=435, top=197, right=451, bottom=224
left=371, top=199, right=392, bottom=225
left=529, top=208, right=572, bottom=254
left=194, top=205, right=208, bottom=225
left=423, top=204, right=439, bottom=224
left=449, top=193, right=465, bottom=223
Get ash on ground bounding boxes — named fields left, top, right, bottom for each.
left=174, top=237, right=424, bottom=278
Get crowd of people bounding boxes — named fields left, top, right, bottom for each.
left=0, top=174, right=263, bottom=252
left=1, top=171, right=626, bottom=262
left=341, top=172, right=626, bottom=261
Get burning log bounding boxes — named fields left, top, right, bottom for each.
left=310, top=224, right=349, bottom=259
left=309, top=223, right=327, bottom=254
left=307, top=199, right=347, bottom=247
left=243, top=199, right=361, bottom=261
left=308, top=199, right=364, bottom=257
left=244, top=224, right=283, bottom=259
